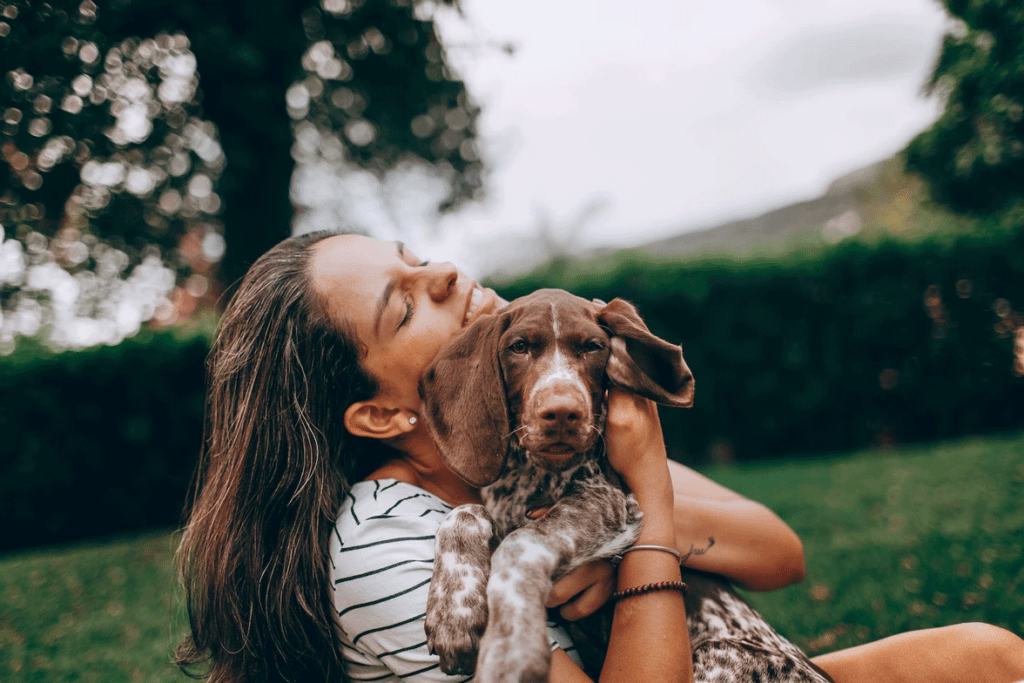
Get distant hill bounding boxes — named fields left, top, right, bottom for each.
left=633, top=156, right=976, bottom=260
left=638, top=162, right=882, bottom=257
left=487, top=156, right=979, bottom=284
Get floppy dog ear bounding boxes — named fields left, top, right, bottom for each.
left=598, top=298, right=694, bottom=408
left=419, top=315, right=511, bottom=487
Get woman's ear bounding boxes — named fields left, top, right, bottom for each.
left=344, top=400, right=417, bottom=440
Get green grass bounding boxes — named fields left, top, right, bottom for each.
left=0, top=531, right=186, bottom=682
left=713, top=433, right=1024, bottom=655
left=2, top=433, right=1023, bottom=680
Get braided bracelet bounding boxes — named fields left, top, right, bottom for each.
left=610, top=544, right=683, bottom=566
left=611, top=580, right=689, bottom=602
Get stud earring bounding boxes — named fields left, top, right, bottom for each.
left=408, top=416, right=418, bottom=425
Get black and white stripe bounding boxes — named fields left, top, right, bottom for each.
left=331, top=480, right=578, bottom=682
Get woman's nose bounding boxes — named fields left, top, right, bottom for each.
left=424, top=262, right=458, bottom=302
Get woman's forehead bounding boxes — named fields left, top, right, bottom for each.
left=310, top=235, right=398, bottom=286
left=308, top=235, right=400, bottom=326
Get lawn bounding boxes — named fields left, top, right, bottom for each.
left=0, top=531, right=185, bottom=682
left=2, top=433, right=1023, bottom=681
left=715, top=433, right=1024, bottom=655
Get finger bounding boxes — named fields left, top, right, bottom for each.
left=546, top=573, right=583, bottom=608
left=546, top=561, right=602, bottom=607
left=546, top=561, right=613, bottom=608
left=526, top=506, right=552, bottom=520
left=558, top=581, right=611, bottom=621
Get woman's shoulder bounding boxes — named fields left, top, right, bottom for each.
left=338, top=479, right=452, bottom=530
left=331, top=479, right=452, bottom=581
left=329, top=479, right=452, bottom=671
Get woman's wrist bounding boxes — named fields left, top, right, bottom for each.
left=629, top=458, right=676, bottom=533
left=617, top=491, right=680, bottom=591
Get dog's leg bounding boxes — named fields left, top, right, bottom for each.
left=477, top=525, right=565, bottom=683
left=425, top=504, right=497, bottom=675
left=476, top=489, right=641, bottom=683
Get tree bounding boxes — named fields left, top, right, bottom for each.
left=905, top=0, right=1024, bottom=215
left=1, top=0, right=482, bottom=348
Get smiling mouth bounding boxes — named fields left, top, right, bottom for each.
left=463, top=285, right=483, bottom=325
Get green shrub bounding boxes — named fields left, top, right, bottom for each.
left=497, top=231, right=1024, bottom=463
left=5, top=226, right=1024, bottom=552
left=0, top=330, right=207, bottom=553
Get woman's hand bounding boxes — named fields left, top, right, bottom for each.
left=546, top=560, right=615, bottom=620
left=604, top=389, right=669, bottom=495
left=540, top=392, right=676, bottom=624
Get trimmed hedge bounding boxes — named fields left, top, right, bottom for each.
left=0, top=331, right=207, bottom=553
left=4, top=228, right=1024, bottom=551
left=496, top=231, right=1024, bottom=463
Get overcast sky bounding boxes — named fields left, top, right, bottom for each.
left=294, top=0, right=951, bottom=276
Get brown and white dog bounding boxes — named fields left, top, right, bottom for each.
left=421, top=289, right=832, bottom=683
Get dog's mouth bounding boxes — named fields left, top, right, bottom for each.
left=538, top=443, right=577, bottom=459
left=518, top=409, right=599, bottom=468
left=521, top=430, right=593, bottom=455
left=528, top=444, right=586, bottom=472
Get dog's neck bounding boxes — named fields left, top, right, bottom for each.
left=481, top=440, right=609, bottom=537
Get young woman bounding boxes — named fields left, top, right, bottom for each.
left=176, top=230, right=1024, bottom=683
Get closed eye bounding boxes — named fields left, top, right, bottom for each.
left=399, top=299, right=415, bottom=328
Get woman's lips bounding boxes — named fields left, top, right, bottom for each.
left=463, top=284, right=503, bottom=327
left=463, top=286, right=483, bottom=325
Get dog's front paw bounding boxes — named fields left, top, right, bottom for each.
left=426, top=504, right=495, bottom=674
left=476, top=629, right=551, bottom=683
left=424, top=601, right=487, bottom=675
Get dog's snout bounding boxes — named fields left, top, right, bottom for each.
left=532, top=385, right=589, bottom=440
left=537, top=390, right=583, bottom=426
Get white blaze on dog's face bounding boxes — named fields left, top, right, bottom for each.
left=498, top=292, right=611, bottom=467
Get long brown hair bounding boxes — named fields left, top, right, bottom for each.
left=176, top=231, right=384, bottom=682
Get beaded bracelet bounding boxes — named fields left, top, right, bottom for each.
left=611, top=580, right=689, bottom=602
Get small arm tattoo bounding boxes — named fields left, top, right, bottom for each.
left=680, top=537, right=715, bottom=564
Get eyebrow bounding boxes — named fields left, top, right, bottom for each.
left=373, top=242, right=405, bottom=336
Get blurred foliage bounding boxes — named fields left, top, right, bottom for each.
left=1, top=434, right=1022, bottom=680
left=498, top=227, right=1024, bottom=463
left=0, top=327, right=207, bottom=552
left=906, top=0, right=1024, bottom=216
left=1, top=0, right=482, bottom=347
left=6, top=225, right=1024, bottom=551
left=627, top=155, right=990, bottom=265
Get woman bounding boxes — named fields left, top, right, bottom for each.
left=176, top=230, right=1024, bottom=683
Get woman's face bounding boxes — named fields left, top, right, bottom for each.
left=310, top=234, right=505, bottom=412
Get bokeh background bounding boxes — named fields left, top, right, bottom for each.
left=1, top=0, right=1023, bottom=680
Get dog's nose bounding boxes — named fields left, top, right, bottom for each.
left=536, top=390, right=583, bottom=429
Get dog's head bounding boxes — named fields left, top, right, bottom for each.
left=420, top=289, right=693, bottom=487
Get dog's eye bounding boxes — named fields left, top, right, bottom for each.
left=509, top=340, right=529, bottom=354
left=581, top=340, right=605, bottom=354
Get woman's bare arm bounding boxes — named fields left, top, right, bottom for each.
left=668, top=461, right=806, bottom=591
left=547, top=462, right=807, bottom=620
left=550, top=391, right=693, bottom=682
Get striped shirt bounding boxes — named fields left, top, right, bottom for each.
left=330, top=479, right=579, bottom=682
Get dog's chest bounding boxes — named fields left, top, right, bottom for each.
left=480, top=448, right=605, bottom=538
